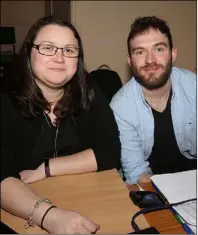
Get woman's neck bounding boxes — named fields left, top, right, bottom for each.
left=36, top=80, right=64, bottom=105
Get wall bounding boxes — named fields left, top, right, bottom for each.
left=1, top=1, right=45, bottom=52
left=1, top=1, right=196, bottom=83
left=71, top=1, right=196, bottom=84
left=45, top=1, right=71, bottom=22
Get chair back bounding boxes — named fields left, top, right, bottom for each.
left=90, top=65, right=122, bottom=102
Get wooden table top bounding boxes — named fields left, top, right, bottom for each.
left=1, top=169, right=149, bottom=234
left=127, top=182, right=187, bottom=234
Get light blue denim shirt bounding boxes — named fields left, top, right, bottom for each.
left=110, top=67, right=196, bottom=184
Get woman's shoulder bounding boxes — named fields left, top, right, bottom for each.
left=1, top=91, right=20, bottom=117
left=1, top=91, right=13, bottom=107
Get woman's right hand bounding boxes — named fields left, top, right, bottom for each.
left=42, top=207, right=100, bottom=234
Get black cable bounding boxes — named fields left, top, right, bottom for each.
left=131, top=198, right=196, bottom=232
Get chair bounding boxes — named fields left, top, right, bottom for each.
left=0, top=27, right=16, bottom=91
left=90, top=64, right=123, bottom=102
left=0, top=26, right=16, bottom=54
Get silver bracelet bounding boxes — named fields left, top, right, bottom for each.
left=25, top=198, right=52, bottom=229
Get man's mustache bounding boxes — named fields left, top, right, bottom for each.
left=141, top=63, right=163, bottom=69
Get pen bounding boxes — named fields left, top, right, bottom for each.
left=174, top=213, right=183, bottom=224
left=173, top=212, right=194, bottom=234
left=182, top=223, right=194, bottom=234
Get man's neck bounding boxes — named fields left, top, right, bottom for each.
left=143, top=79, right=172, bottom=112
left=143, top=79, right=172, bottom=102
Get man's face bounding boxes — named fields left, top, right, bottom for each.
left=127, top=28, right=177, bottom=90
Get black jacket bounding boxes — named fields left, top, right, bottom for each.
left=1, top=85, right=121, bottom=181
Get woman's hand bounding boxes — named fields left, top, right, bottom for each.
left=20, top=163, right=46, bottom=184
left=43, top=207, right=100, bottom=234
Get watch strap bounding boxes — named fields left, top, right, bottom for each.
left=44, top=158, right=51, bottom=177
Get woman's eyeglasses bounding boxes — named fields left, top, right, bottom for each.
left=32, top=44, right=79, bottom=58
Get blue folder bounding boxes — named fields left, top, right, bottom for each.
left=151, top=182, right=195, bottom=234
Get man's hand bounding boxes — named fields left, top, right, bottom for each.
left=43, top=207, right=100, bottom=234
left=20, top=163, right=45, bottom=184
left=138, top=173, right=152, bottom=184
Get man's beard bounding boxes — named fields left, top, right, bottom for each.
left=131, top=60, right=172, bottom=90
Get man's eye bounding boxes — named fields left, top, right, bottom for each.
left=156, top=47, right=164, bottom=52
left=135, top=50, right=144, bottom=55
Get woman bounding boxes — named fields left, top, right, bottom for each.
left=1, top=15, right=121, bottom=234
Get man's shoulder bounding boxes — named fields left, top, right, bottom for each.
left=172, top=67, right=196, bottom=86
left=110, top=78, right=137, bottom=105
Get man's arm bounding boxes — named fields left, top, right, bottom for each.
left=114, top=112, right=152, bottom=184
left=110, top=90, right=152, bottom=185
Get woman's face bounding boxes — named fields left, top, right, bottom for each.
left=30, top=24, right=79, bottom=89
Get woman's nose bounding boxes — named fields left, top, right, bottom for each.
left=54, top=48, right=64, bottom=63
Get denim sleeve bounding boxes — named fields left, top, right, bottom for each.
left=110, top=96, right=152, bottom=184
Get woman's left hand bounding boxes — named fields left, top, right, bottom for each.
left=20, top=163, right=46, bottom=184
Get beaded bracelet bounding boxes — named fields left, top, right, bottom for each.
left=25, top=198, right=52, bottom=229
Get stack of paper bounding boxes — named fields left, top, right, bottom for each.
left=151, top=170, right=197, bottom=234
left=173, top=200, right=196, bottom=233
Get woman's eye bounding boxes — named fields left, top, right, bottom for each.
left=65, top=48, right=75, bottom=53
left=42, top=45, right=54, bottom=50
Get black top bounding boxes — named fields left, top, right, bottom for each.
left=148, top=91, right=196, bottom=174
left=0, top=85, right=121, bottom=182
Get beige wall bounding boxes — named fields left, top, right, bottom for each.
left=1, top=1, right=45, bottom=52
left=1, top=1, right=196, bottom=83
left=71, top=1, right=196, bottom=84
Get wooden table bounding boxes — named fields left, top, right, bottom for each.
left=127, top=183, right=187, bottom=234
left=1, top=169, right=149, bottom=234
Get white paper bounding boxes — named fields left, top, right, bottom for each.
left=173, top=201, right=196, bottom=228
left=151, top=170, right=197, bottom=234
left=151, top=170, right=196, bottom=204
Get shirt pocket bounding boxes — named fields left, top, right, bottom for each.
left=184, top=117, right=196, bottom=155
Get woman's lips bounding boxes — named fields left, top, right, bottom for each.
left=49, top=68, right=66, bottom=72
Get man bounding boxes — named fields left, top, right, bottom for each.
left=110, top=16, right=196, bottom=185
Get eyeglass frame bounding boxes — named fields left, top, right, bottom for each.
left=32, top=43, right=79, bottom=58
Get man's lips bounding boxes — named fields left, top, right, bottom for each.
left=143, top=66, right=161, bottom=71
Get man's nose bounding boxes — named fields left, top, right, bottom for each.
left=145, top=51, right=157, bottom=64
left=54, top=49, right=64, bottom=62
